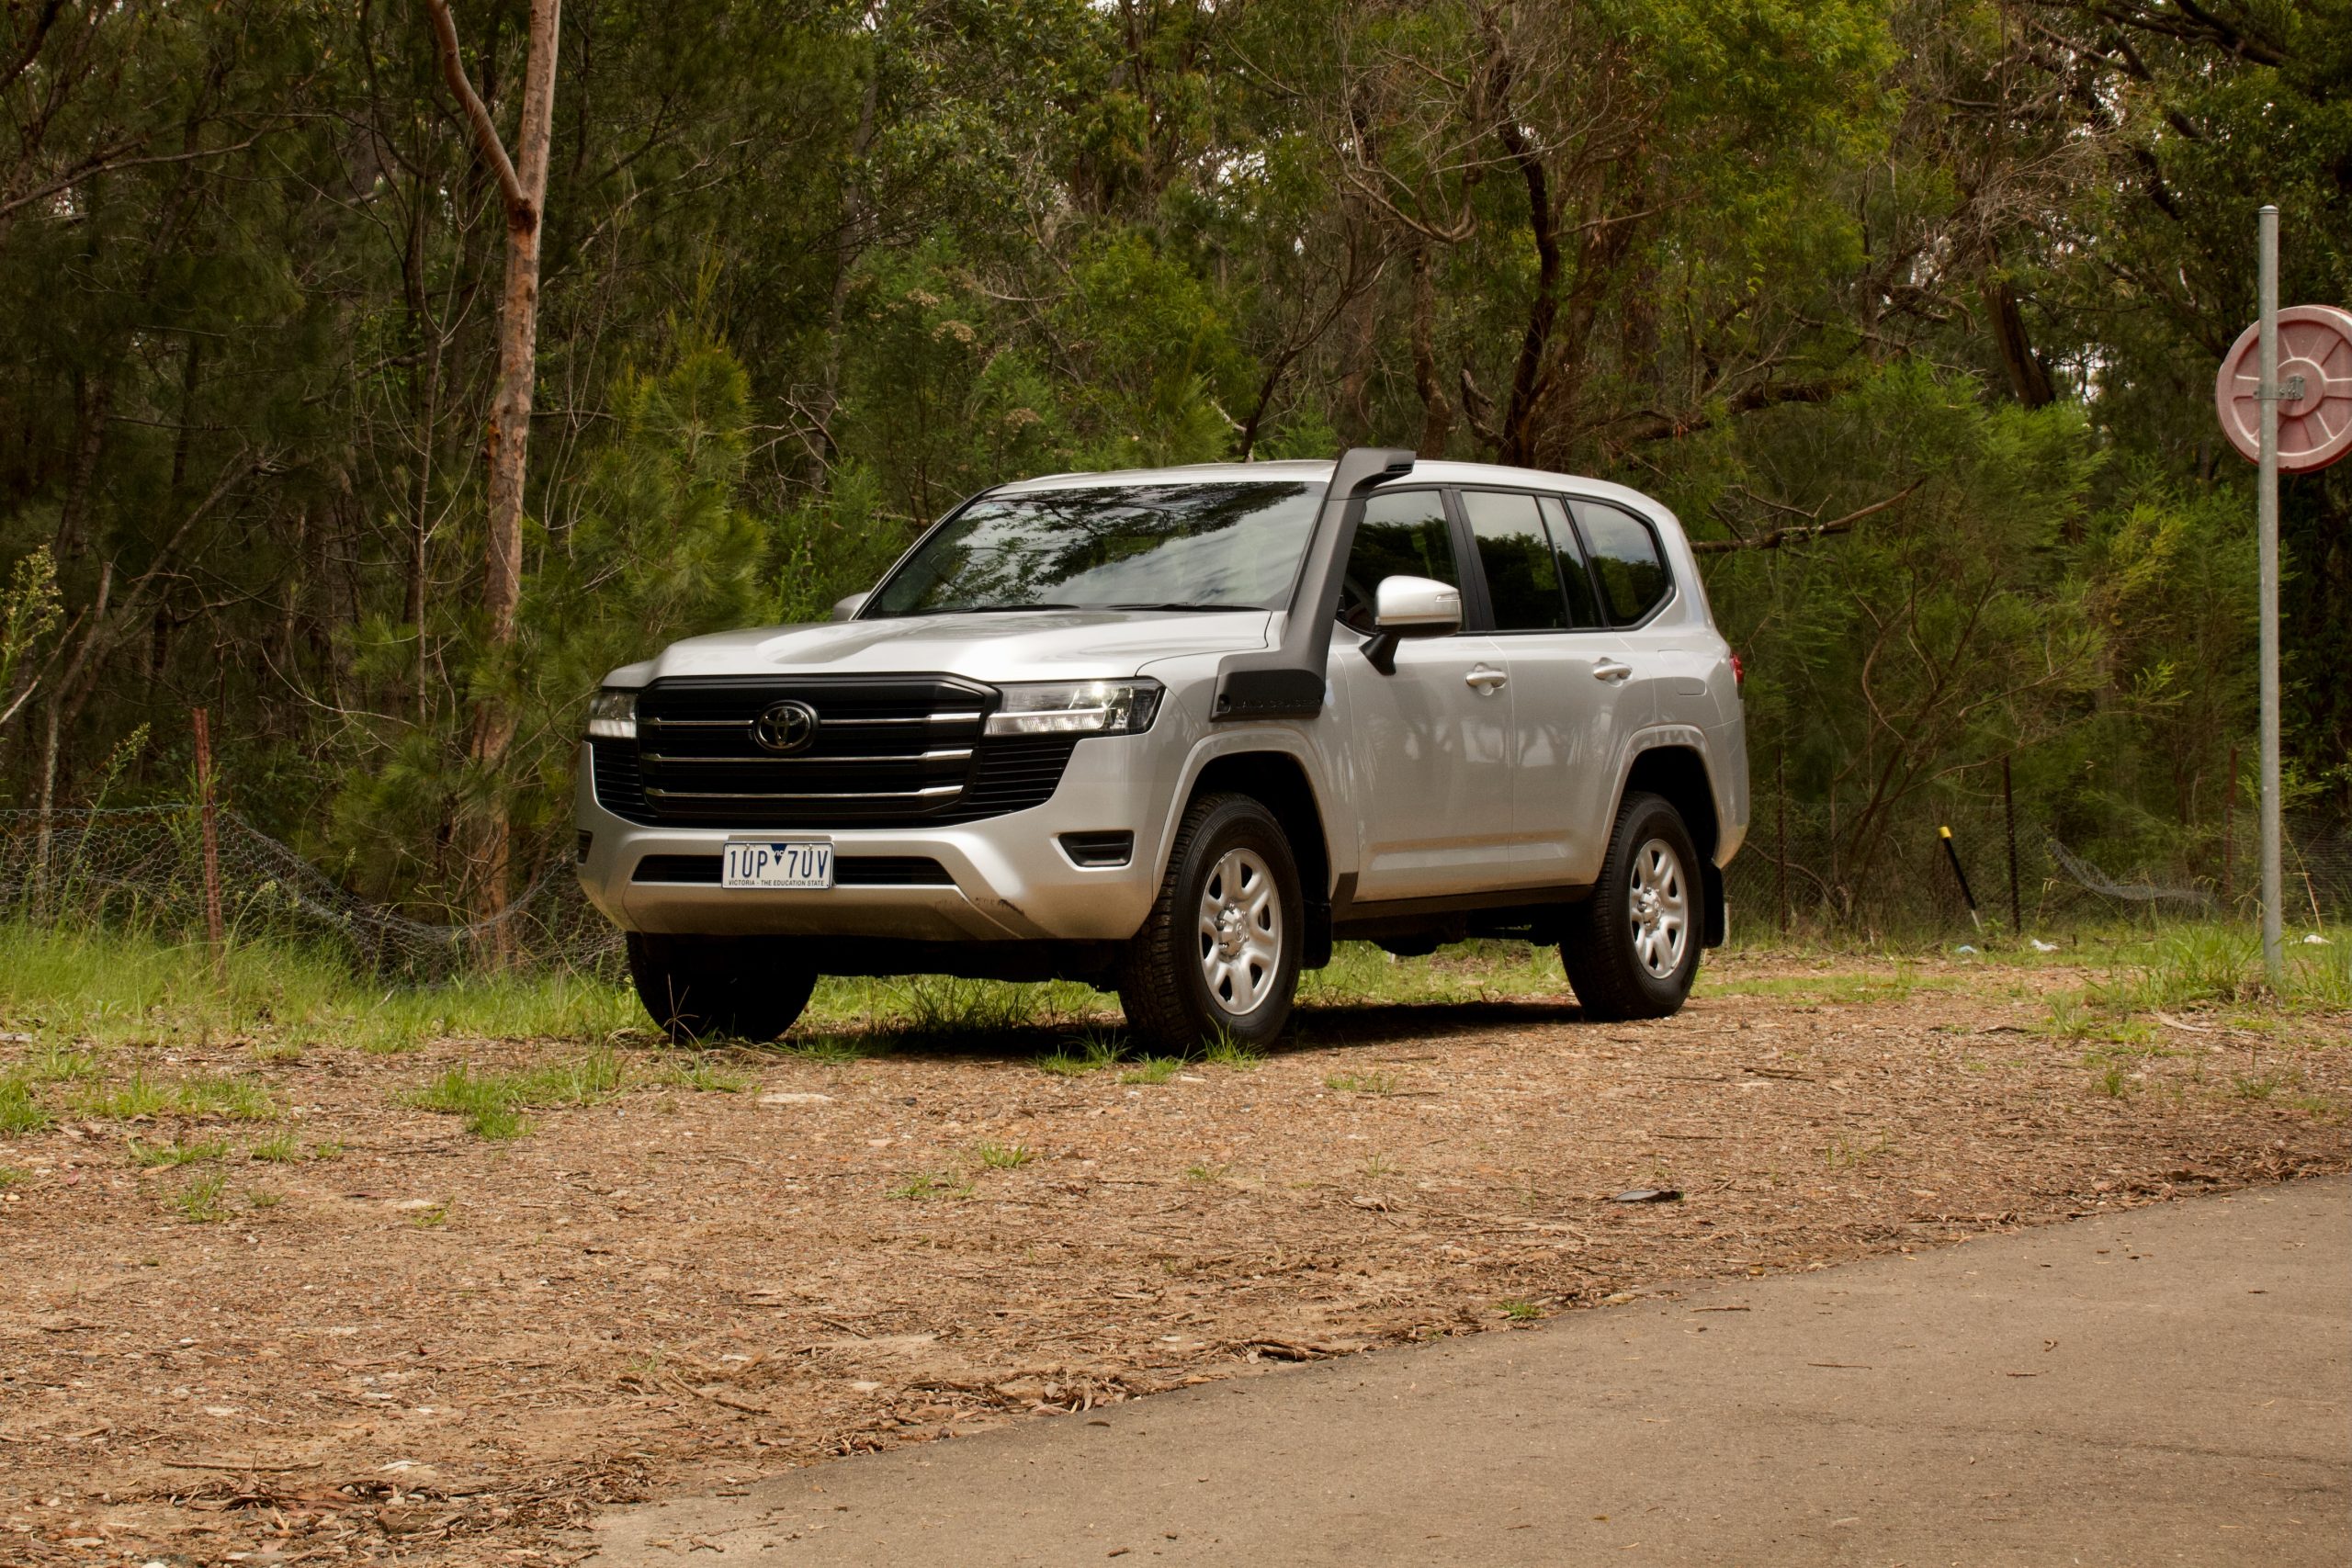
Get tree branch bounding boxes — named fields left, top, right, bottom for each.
left=1690, top=480, right=1922, bottom=555
left=422, top=0, right=528, bottom=223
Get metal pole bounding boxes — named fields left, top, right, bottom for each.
left=1775, top=742, right=1789, bottom=938
left=2002, top=754, right=2022, bottom=936
left=193, top=705, right=224, bottom=967
left=2256, top=206, right=2283, bottom=986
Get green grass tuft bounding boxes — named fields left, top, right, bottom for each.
left=172, top=1169, right=230, bottom=1224
left=1118, top=1056, right=1183, bottom=1085
left=0, top=1077, right=52, bottom=1136
left=246, top=1131, right=302, bottom=1163
left=128, top=1135, right=228, bottom=1168
left=974, top=1140, right=1035, bottom=1169
left=1324, top=1069, right=1397, bottom=1096
left=1201, top=1025, right=1263, bottom=1070
left=888, top=1170, right=973, bottom=1201
left=409, top=1046, right=627, bottom=1139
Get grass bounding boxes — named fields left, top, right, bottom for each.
left=246, top=1131, right=303, bottom=1163
left=172, top=1170, right=230, bottom=1224
left=0, top=919, right=639, bottom=1054
left=1497, top=1298, right=1545, bottom=1323
left=0, top=1165, right=23, bottom=1189
left=0, top=1077, right=51, bottom=1136
left=68, top=1070, right=277, bottom=1122
left=888, top=1170, right=974, bottom=1201
left=1822, top=1132, right=1892, bottom=1169
left=410, top=1046, right=628, bottom=1139
left=653, top=1057, right=751, bottom=1094
left=1184, top=1161, right=1229, bottom=1184
left=1118, top=1056, right=1184, bottom=1085
left=1201, top=1025, right=1263, bottom=1070
left=974, top=1140, right=1035, bottom=1169
left=1325, top=1069, right=1397, bottom=1096
left=247, top=1187, right=284, bottom=1211
left=127, top=1135, right=228, bottom=1168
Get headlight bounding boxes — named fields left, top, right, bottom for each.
left=985, top=679, right=1163, bottom=737
left=586, top=689, right=638, bottom=740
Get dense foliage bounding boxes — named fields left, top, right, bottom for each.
left=0, top=0, right=2343, bottom=919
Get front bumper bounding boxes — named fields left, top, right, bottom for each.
left=572, top=737, right=1170, bottom=942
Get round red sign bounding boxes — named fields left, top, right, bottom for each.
left=2214, top=304, right=2352, bottom=472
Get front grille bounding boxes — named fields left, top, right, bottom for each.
left=631, top=854, right=955, bottom=886
left=599, top=676, right=1080, bottom=829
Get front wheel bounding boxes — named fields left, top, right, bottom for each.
left=626, top=932, right=816, bottom=1043
left=1560, top=791, right=1702, bottom=1021
left=1116, top=793, right=1303, bottom=1054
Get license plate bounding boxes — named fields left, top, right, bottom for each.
left=722, top=840, right=833, bottom=889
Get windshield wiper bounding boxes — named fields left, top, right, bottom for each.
left=1102, top=602, right=1253, bottom=613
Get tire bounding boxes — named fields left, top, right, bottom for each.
left=1116, top=792, right=1303, bottom=1054
left=626, top=931, right=817, bottom=1043
left=1560, top=791, right=1703, bottom=1021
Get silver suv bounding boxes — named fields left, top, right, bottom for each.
left=576, top=448, right=1747, bottom=1050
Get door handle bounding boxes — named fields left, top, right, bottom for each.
left=1464, top=665, right=1508, bottom=694
left=1593, top=659, right=1633, bottom=682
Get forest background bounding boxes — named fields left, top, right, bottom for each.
left=0, top=0, right=2344, bottom=931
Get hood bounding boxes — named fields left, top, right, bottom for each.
left=605, top=609, right=1275, bottom=688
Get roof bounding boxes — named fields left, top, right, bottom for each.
left=991, top=457, right=1671, bottom=520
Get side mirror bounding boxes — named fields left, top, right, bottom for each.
left=830, top=591, right=870, bottom=622
left=1362, top=575, right=1459, bottom=674
left=1374, top=575, right=1461, bottom=634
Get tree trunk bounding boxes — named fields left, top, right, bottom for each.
left=426, top=0, right=561, bottom=952
left=1410, top=243, right=1453, bottom=458
left=1984, top=277, right=2054, bottom=409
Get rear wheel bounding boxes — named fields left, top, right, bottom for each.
left=1116, top=793, right=1302, bottom=1054
left=626, top=932, right=816, bottom=1043
left=1560, top=791, right=1702, bottom=1021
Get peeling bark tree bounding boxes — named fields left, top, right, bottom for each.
left=424, top=0, right=560, bottom=942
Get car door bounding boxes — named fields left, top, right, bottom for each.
left=1571, top=497, right=1679, bottom=734
left=1457, top=489, right=1635, bottom=890
left=1329, top=487, right=1517, bottom=902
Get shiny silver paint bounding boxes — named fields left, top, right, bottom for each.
left=577, top=458, right=1747, bottom=944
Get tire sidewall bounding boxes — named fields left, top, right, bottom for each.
left=1170, top=797, right=1303, bottom=1043
left=1608, top=795, right=1702, bottom=1011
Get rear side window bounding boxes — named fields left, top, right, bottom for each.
left=1535, top=495, right=1604, bottom=628
left=1573, top=500, right=1672, bottom=625
left=1340, top=490, right=1461, bottom=634
left=1459, top=490, right=1567, bottom=631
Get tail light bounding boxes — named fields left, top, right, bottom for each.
left=1730, top=652, right=1746, bottom=688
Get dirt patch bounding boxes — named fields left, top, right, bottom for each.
left=2, top=953, right=2345, bottom=1564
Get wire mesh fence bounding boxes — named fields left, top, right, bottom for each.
left=0, top=807, right=623, bottom=981
left=1721, top=790, right=2348, bottom=942
left=2, top=797, right=2342, bottom=981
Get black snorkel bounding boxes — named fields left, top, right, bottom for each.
left=1210, top=446, right=1417, bottom=720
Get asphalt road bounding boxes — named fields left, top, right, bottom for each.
left=592, top=1178, right=2349, bottom=1567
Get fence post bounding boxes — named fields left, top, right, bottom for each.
left=1775, top=742, right=1789, bottom=938
left=192, top=706, right=224, bottom=965
left=2002, top=754, right=2022, bottom=936
left=2222, top=743, right=2238, bottom=912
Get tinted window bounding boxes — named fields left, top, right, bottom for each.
left=1338, top=490, right=1461, bottom=634
left=867, top=481, right=1322, bottom=615
left=1574, top=500, right=1672, bottom=625
left=1536, top=495, right=1604, bottom=628
left=1461, top=490, right=1569, bottom=631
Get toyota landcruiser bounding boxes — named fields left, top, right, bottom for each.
left=576, top=447, right=1748, bottom=1051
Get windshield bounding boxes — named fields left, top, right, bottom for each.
left=865, top=480, right=1324, bottom=616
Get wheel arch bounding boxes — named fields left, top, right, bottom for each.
left=1617, top=742, right=1726, bottom=948
left=1182, top=750, right=1335, bottom=969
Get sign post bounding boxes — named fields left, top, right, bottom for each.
left=2213, top=211, right=2352, bottom=988
left=2256, top=206, right=2281, bottom=987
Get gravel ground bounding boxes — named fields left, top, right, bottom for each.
left=1, top=951, right=2345, bottom=1565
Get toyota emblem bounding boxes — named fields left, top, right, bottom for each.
left=752, top=699, right=820, bottom=754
